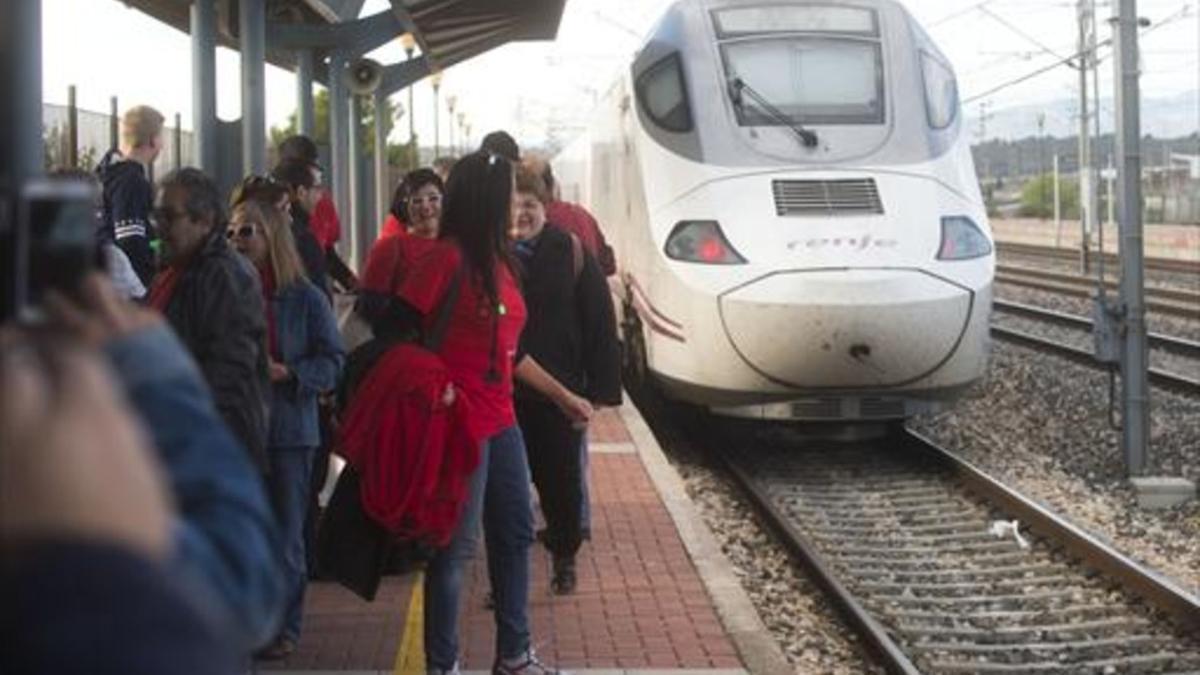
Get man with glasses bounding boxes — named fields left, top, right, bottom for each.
left=147, top=168, right=271, bottom=477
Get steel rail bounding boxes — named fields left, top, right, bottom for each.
left=989, top=324, right=1200, bottom=395
left=903, top=430, right=1200, bottom=634
left=996, top=241, right=1200, bottom=276
left=995, top=271, right=1200, bottom=319
left=996, top=264, right=1200, bottom=305
left=992, top=298, right=1200, bottom=358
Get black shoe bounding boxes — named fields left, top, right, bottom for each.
left=551, top=555, right=576, bottom=595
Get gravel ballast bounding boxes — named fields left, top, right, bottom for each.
left=911, top=340, right=1200, bottom=596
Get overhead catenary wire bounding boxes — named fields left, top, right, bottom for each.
left=963, top=4, right=1193, bottom=104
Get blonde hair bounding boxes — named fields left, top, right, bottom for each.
left=121, top=105, right=165, bottom=150
left=231, top=200, right=306, bottom=289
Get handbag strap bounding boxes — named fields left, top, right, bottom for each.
left=422, top=262, right=466, bottom=352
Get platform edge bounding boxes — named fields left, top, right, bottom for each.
left=617, top=400, right=793, bottom=675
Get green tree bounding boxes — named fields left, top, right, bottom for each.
left=270, top=89, right=403, bottom=159
left=1018, top=174, right=1080, bottom=219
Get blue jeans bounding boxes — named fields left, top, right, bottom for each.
left=579, top=436, right=591, bottom=533
left=267, top=446, right=316, bottom=642
left=424, top=425, right=534, bottom=669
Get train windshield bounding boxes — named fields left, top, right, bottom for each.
left=714, top=6, right=884, bottom=126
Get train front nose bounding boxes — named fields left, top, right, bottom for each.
left=718, top=269, right=976, bottom=388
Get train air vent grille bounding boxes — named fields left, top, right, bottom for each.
left=772, top=179, right=884, bottom=216
left=789, top=398, right=843, bottom=419
left=860, top=398, right=905, bottom=419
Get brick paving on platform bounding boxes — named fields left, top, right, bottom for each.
left=260, top=409, right=742, bottom=672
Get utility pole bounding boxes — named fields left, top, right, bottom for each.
left=1037, top=112, right=1047, bottom=217
left=1076, top=0, right=1096, bottom=273
left=1112, top=0, right=1149, bottom=475
left=977, top=101, right=993, bottom=182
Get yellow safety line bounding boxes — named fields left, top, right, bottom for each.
left=393, top=570, right=425, bottom=675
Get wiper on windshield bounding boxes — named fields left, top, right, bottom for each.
left=728, top=77, right=819, bottom=148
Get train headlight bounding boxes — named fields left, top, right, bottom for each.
left=664, top=221, right=747, bottom=265
left=936, top=216, right=992, bottom=261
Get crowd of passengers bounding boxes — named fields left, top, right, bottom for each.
left=0, top=105, right=621, bottom=675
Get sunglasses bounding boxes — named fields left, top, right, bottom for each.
left=241, top=174, right=279, bottom=189
left=226, top=223, right=258, bottom=240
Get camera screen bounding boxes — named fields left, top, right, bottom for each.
left=22, top=180, right=100, bottom=308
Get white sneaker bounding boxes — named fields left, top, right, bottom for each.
left=493, top=650, right=568, bottom=675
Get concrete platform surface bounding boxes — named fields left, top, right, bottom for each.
left=257, top=405, right=783, bottom=675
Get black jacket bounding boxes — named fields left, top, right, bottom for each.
left=290, top=206, right=331, bottom=300
left=515, top=227, right=622, bottom=406
left=96, top=149, right=157, bottom=288
left=163, top=231, right=270, bottom=469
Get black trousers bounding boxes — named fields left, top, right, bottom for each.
left=516, top=397, right=585, bottom=560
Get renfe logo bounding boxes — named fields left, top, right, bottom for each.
left=786, top=233, right=899, bottom=251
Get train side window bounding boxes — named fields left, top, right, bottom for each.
left=921, top=52, right=958, bottom=130
left=635, top=52, right=693, bottom=133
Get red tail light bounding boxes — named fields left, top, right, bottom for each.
left=664, top=221, right=747, bottom=265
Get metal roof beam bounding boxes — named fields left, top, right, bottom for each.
left=378, top=55, right=433, bottom=96
left=266, top=9, right=415, bottom=59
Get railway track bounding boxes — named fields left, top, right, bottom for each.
left=712, top=427, right=1200, bottom=674
left=994, top=264, right=1200, bottom=320
left=988, top=301, right=1200, bottom=396
left=992, top=299, right=1200, bottom=360
left=995, top=242, right=1200, bottom=277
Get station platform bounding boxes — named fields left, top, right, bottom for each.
left=258, top=403, right=785, bottom=675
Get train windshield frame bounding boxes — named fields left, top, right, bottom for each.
left=713, top=5, right=886, bottom=126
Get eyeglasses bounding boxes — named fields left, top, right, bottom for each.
left=226, top=223, right=258, bottom=240
left=408, top=194, right=442, bottom=207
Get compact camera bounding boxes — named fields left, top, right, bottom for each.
left=1, top=178, right=102, bottom=322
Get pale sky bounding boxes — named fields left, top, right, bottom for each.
left=42, top=0, right=1199, bottom=150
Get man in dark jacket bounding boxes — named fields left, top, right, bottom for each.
left=148, top=168, right=271, bottom=471
left=273, top=160, right=332, bottom=300
left=96, top=105, right=165, bottom=289
left=276, top=135, right=357, bottom=292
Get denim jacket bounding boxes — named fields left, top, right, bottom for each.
left=269, top=279, right=345, bottom=449
left=105, top=324, right=283, bottom=652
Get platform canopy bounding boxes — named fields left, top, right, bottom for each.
left=118, top=0, right=568, bottom=78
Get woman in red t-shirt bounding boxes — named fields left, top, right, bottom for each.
left=357, top=169, right=444, bottom=337
left=396, top=152, right=590, bottom=675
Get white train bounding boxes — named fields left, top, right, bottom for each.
left=556, top=0, right=994, bottom=421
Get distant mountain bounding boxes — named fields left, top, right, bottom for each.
left=965, top=91, right=1198, bottom=141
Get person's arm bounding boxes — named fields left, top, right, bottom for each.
left=577, top=251, right=623, bottom=406
left=106, top=323, right=283, bottom=650
left=40, top=275, right=282, bottom=651
left=1, top=542, right=241, bottom=675
left=355, top=237, right=403, bottom=334
left=582, top=208, right=617, bottom=277
left=111, top=176, right=157, bottom=287
left=285, top=285, right=345, bottom=396
left=515, top=355, right=593, bottom=425
left=326, top=248, right=358, bottom=292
